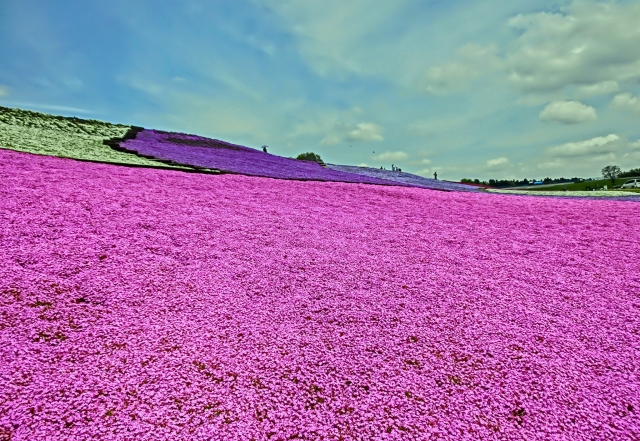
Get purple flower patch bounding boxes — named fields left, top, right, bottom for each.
left=121, top=130, right=408, bottom=186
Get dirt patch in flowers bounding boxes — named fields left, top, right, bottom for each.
left=165, top=135, right=244, bottom=151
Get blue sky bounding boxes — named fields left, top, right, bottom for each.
left=1, top=0, right=639, bottom=180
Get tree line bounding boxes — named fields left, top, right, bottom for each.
left=460, top=177, right=579, bottom=188
left=462, top=166, right=640, bottom=188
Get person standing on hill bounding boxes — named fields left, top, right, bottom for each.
left=262, top=145, right=268, bottom=153
left=433, top=171, right=438, bottom=180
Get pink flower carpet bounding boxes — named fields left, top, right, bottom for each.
left=1, top=149, right=639, bottom=440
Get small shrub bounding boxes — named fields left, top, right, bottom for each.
left=296, top=152, right=323, bottom=163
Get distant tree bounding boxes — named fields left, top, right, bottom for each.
left=619, top=167, right=640, bottom=178
left=601, top=165, right=622, bottom=186
left=296, top=152, right=323, bottom=163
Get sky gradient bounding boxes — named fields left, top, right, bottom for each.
left=1, top=0, right=639, bottom=180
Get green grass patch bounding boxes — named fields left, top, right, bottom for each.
left=0, top=106, right=183, bottom=169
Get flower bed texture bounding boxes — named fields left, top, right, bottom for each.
left=0, top=106, right=178, bottom=168
left=121, top=130, right=405, bottom=185
left=1, top=148, right=639, bottom=440
left=327, top=164, right=480, bottom=192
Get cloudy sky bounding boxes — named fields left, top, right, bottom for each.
left=1, top=0, right=639, bottom=180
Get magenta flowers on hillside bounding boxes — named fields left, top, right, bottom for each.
left=1, top=148, right=639, bottom=440
left=121, top=130, right=405, bottom=185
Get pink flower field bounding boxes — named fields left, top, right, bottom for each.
left=1, top=148, right=639, bottom=440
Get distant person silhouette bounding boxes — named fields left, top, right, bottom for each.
left=262, top=145, right=268, bottom=153
left=433, top=171, right=438, bottom=180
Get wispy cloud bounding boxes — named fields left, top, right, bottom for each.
left=419, top=45, right=501, bottom=95
left=545, top=135, right=621, bottom=158
left=373, top=151, right=408, bottom=162
left=574, top=81, right=619, bottom=98
left=611, top=93, right=640, bottom=114
left=346, top=123, right=384, bottom=142
left=0, top=101, right=93, bottom=115
left=485, top=157, right=511, bottom=170
left=320, top=122, right=384, bottom=146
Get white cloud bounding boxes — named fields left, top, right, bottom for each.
left=320, top=122, right=384, bottom=146
left=118, top=75, right=165, bottom=97
left=258, top=0, right=409, bottom=77
left=259, top=0, right=639, bottom=101
left=420, top=44, right=501, bottom=95
left=535, top=159, right=564, bottom=170
left=420, top=158, right=432, bottom=165
left=610, top=92, right=640, bottom=114
left=539, top=100, right=597, bottom=124
left=519, top=134, right=640, bottom=178
left=247, top=35, right=276, bottom=56
left=422, top=62, right=476, bottom=95
left=0, top=85, right=9, bottom=97
left=408, top=122, right=432, bottom=138
left=506, top=2, right=640, bottom=93
left=574, top=80, right=618, bottom=98
left=347, top=123, right=383, bottom=142
left=318, top=133, right=342, bottom=146
left=257, top=0, right=512, bottom=91
left=373, top=151, right=408, bottom=162
left=545, top=134, right=620, bottom=158
left=620, top=141, right=640, bottom=168
left=485, top=157, right=511, bottom=170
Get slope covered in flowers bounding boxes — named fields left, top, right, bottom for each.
left=0, top=106, right=179, bottom=168
left=121, top=130, right=406, bottom=185
left=1, top=148, right=639, bottom=440
left=327, top=164, right=479, bottom=192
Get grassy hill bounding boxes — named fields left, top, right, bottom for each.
left=527, top=178, right=639, bottom=191
left=0, top=106, right=183, bottom=169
